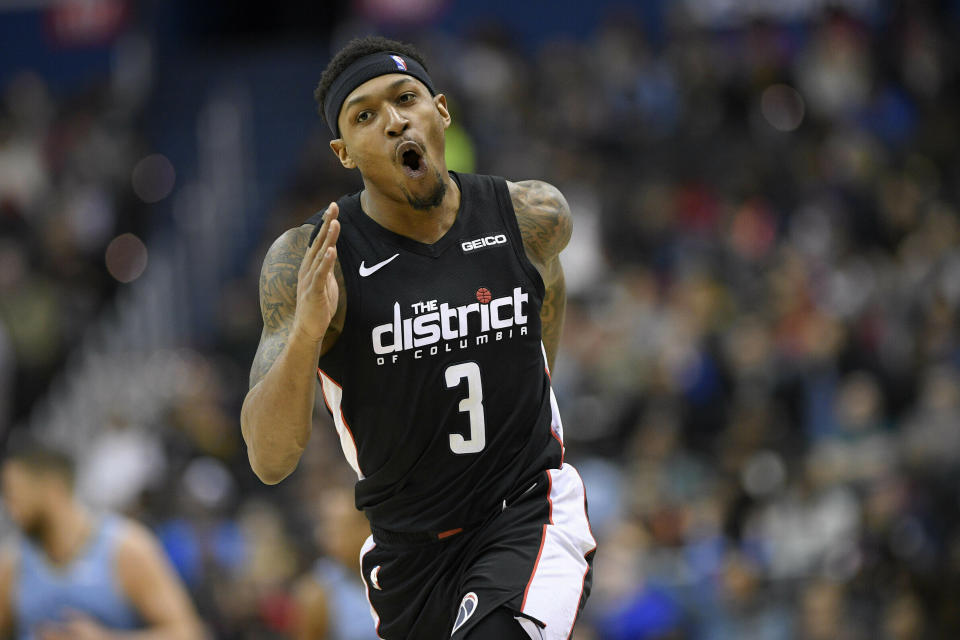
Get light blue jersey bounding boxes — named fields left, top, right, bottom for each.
left=312, top=557, right=378, bottom=640
left=14, top=516, right=141, bottom=639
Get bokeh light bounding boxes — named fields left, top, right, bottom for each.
left=104, top=233, right=148, bottom=283
left=131, top=153, right=176, bottom=203
left=761, top=83, right=806, bottom=132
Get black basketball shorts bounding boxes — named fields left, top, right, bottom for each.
left=357, top=463, right=597, bottom=639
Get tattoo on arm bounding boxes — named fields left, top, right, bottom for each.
left=539, top=259, right=566, bottom=372
left=249, top=225, right=311, bottom=388
left=509, top=180, right=573, bottom=265
left=509, top=180, right=573, bottom=372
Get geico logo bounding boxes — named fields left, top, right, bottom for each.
left=461, top=234, right=508, bottom=252
left=372, top=286, right=529, bottom=355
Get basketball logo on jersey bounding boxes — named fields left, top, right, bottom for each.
left=451, top=592, right=479, bottom=635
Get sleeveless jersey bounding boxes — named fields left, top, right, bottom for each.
left=15, top=516, right=141, bottom=638
left=306, top=172, right=564, bottom=533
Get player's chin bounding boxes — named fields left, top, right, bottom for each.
left=402, top=170, right=446, bottom=210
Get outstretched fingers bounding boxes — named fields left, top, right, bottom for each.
left=306, top=213, right=340, bottom=291
left=314, top=202, right=340, bottom=247
left=317, top=240, right=338, bottom=288
left=301, top=203, right=339, bottom=278
left=319, top=214, right=340, bottom=256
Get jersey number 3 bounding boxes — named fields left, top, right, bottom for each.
left=445, top=362, right=486, bottom=454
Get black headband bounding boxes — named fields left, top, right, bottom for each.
left=323, top=51, right=436, bottom=138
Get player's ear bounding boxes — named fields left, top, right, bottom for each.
left=434, top=94, right=451, bottom=130
left=330, top=138, right=357, bottom=169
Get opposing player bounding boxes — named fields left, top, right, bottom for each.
left=0, top=438, right=203, bottom=640
left=241, top=36, right=595, bottom=639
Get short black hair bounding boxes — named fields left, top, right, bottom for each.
left=3, top=433, right=76, bottom=486
left=314, top=36, right=430, bottom=126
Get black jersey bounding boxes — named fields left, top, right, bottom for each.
left=306, top=172, right=564, bottom=533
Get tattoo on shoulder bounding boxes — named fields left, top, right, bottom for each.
left=260, top=225, right=311, bottom=329
left=249, top=225, right=312, bottom=387
left=508, top=180, right=573, bottom=263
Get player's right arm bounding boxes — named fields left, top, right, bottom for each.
left=0, top=545, right=14, bottom=639
left=241, top=204, right=343, bottom=484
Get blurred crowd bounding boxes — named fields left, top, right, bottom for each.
left=0, top=67, right=152, bottom=428
left=3, top=1, right=960, bottom=638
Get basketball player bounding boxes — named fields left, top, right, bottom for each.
left=241, top=36, right=596, bottom=639
left=0, top=439, right=203, bottom=640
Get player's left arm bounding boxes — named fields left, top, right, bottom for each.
left=508, top=180, right=573, bottom=373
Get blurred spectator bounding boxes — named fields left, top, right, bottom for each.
left=0, top=436, right=203, bottom=638
left=291, top=485, right=377, bottom=639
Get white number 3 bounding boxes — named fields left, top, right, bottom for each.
left=445, top=362, right=486, bottom=454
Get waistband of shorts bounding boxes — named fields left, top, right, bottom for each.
left=369, top=523, right=471, bottom=545
left=369, top=476, right=544, bottom=546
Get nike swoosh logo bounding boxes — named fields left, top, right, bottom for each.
left=359, top=253, right=400, bottom=277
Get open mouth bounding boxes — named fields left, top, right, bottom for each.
left=397, top=141, right=426, bottom=178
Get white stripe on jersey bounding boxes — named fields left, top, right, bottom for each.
left=318, top=369, right=364, bottom=479
left=359, top=536, right=383, bottom=638
left=548, top=385, right=564, bottom=445
left=520, top=464, right=596, bottom=640
left=541, top=341, right=565, bottom=452
left=540, top=341, right=552, bottom=378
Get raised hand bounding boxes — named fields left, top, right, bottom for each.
left=293, top=202, right=341, bottom=344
